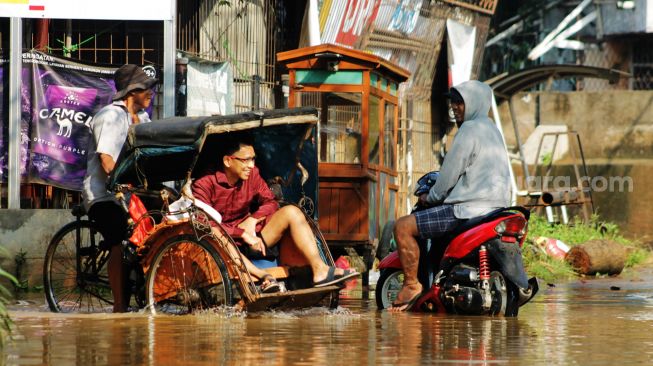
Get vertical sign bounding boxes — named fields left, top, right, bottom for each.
left=0, top=60, right=6, bottom=181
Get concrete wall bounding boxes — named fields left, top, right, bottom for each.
left=497, top=90, right=653, bottom=241
left=0, top=210, right=72, bottom=290
left=498, top=91, right=653, bottom=159
left=528, top=163, right=653, bottom=240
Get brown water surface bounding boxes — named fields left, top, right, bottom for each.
left=3, top=271, right=653, bottom=365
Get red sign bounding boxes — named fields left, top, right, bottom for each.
left=335, top=0, right=381, bottom=47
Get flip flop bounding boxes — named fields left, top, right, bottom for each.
left=313, top=267, right=360, bottom=288
left=389, top=290, right=423, bottom=312
left=260, top=274, right=281, bottom=293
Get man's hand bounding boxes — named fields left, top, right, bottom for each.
left=241, top=231, right=266, bottom=257
left=418, top=193, right=429, bottom=207
left=238, top=216, right=265, bottom=236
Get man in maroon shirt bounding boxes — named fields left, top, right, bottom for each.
left=192, top=137, right=359, bottom=289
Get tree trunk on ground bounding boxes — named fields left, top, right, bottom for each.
left=565, top=239, right=628, bottom=275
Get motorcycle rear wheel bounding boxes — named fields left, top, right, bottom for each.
left=489, top=271, right=520, bottom=317
left=375, top=268, right=404, bottom=310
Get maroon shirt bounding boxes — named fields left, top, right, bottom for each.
left=191, top=166, right=279, bottom=239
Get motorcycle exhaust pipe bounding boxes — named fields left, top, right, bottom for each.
left=518, top=277, right=540, bottom=306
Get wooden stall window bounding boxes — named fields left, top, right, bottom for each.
left=296, top=91, right=362, bottom=164
left=368, top=95, right=380, bottom=166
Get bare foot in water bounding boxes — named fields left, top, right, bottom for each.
left=388, top=282, right=423, bottom=312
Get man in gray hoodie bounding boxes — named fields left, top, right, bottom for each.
left=389, top=80, right=511, bottom=312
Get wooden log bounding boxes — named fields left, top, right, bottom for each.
left=565, top=239, right=628, bottom=275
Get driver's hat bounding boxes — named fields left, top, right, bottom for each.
left=113, top=64, right=158, bottom=101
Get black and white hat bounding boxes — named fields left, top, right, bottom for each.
left=112, top=64, right=157, bottom=101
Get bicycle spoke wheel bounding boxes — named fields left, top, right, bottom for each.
left=43, top=221, right=114, bottom=313
left=147, top=235, right=233, bottom=315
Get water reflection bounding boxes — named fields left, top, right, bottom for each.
left=4, top=272, right=653, bottom=365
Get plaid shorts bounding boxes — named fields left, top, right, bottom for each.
left=413, top=204, right=464, bottom=239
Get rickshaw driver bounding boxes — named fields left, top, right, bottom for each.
left=192, top=138, right=360, bottom=291
left=388, top=80, right=512, bottom=312
left=82, top=64, right=157, bottom=313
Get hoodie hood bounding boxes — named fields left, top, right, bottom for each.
left=451, top=80, right=493, bottom=122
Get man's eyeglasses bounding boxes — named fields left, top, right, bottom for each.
left=229, top=155, right=256, bottom=164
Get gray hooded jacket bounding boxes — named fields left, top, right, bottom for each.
left=426, top=80, right=511, bottom=219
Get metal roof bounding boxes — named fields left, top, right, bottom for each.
left=486, top=64, right=631, bottom=100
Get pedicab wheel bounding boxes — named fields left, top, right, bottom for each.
left=146, top=235, right=233, bottom=315
left=375, top=268, right=404, bottom=310
left=43, top=220, right=114, bottom=313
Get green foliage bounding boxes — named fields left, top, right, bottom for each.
left=521, top=233, right=576, bottom=283
left=523, top=214, right=649, bottom=282
left=527, top=214, right=631, bottom=245
left=625, top=248, right=648, bottom=268
left=540, top=152, right=552, bottom=166
left=522, top=242, right=576, bottom=282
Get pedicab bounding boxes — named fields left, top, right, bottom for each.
left=109, top=107, right=342, bottom=313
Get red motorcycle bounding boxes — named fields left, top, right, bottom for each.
left=375, top=172, right=538, bottom=316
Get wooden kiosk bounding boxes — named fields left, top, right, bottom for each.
left=278, top=44, right=410, bottom=283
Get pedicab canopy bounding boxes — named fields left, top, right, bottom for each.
left=108, top=107, right=319, bottom=215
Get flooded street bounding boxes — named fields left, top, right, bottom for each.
left=3, top=269, right=653, bottom=365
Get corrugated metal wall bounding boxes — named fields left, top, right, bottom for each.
left=178, top=0, right=278, bottom=112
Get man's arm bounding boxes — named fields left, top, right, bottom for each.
left=426, top=126, right=475, bottom=204
left=249, top=170, right=279, bottom=220
left=99, top=153, right=115, bottom=175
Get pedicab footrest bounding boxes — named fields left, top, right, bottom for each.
left=247, top=285, right=340, bottom=312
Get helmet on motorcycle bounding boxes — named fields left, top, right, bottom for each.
left=414, top=171, right=440, bottom=196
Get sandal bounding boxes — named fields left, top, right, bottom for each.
left=389, top=290, right=423, bottom=312
left=313, top=267, right=360, bottom=288
left=259, top=274, right=281, bottom=293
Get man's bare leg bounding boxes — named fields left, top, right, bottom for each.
left=230, top=244, right=269, bottom=279
left=388, top=214, right=423, bottom=312
left=212, top=227, right=269, bottom=280
left=261, top=205, right=347, bottom=283
left=108, top=244, right=127, bottom=313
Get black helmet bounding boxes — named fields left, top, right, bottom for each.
left=414, top=171, right=439, bottom=196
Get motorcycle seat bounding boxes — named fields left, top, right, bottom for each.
left=442, top=207, right=524, bottom=242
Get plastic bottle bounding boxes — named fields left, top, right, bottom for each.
left=535, top=237, right=569, bottom=260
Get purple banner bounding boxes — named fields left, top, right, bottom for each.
left=23, top=52, right=117, bottom=190
left=0, top=52, right=158, bottom=191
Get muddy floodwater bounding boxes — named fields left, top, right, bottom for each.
left=3, top=269, right=653, bottom=365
